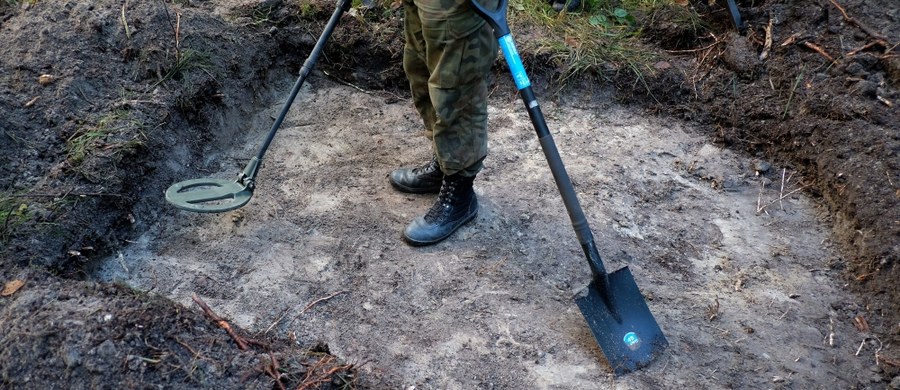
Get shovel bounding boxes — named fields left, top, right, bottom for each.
left=165, top=0, right=352, bottom=213
left=470, top=0, right=667, bottom=375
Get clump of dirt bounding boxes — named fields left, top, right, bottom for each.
left=621, top=0, right=899, bottom=370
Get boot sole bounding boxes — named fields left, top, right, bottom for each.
left=402, top=211, right=478, bottom=247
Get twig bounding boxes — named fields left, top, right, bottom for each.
left=802, top=41, right=835, bottom=62
left=321, top=70, right=405, bottom=100
left=191, top=294, right=249, bottom=351
left=855, top=338, right=866, bottom=356
left=301, top=290, right=348, bottom=314
left=175, top=12, right=182, bottom=61
left=267, top=352, right=286, bottom=390
left=886, top=42, right=899, bottom=55
left=757, top=183, right=812, bottom=213
left=783, top=67, right=805, bottom=119
left=263, top=307, right=292, bottom=336
left=756, top=180, right=765, bottom=214
left=298, top=355, right=352, bottom=390
left=847, top=41, right=884, bottom=56
left=288, top=290, right=349, bottom=328
left=175, top=337, right=203, bottom=360
left=780, top=32, right=801, bottom=47
left=829, top=0, right=889, bottom=42
left=665, top=39, right=723, bottom=54
left=779, top=168, right=787, bottom=211
left=322, top=70, right=371, bottom=94
left=876, top=95, right=893, bottom=107
left=778, top=308, right=790, bottom=320
left=759, top=13, right=774, bottom=61
left=120, top=0, right=131, bottom=39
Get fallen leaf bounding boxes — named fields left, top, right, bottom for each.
left=1, top=280, right=25, bottom=297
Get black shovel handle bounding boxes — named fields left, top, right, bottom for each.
left=470, top=0, right=608, bottom=279
left=245, top=0, right=352, bottom=182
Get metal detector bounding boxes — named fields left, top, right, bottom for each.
left=165, top=0, right=351, bottom=213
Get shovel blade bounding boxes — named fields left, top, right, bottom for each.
left=165, top=178, right=254, bottom=213
left=575, top=266, right=667, bottom=375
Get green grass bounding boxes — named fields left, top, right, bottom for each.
left=66, top=110, right=146, bottom=167
left=0, top=195, right=30, bottom=243
left=251, top=3, right=275, bottom=25
left=153, top=48, right=213, bottom=87
left=507, top=0, right=685, bottom=83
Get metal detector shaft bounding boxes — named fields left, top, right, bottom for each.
left=241, top=0, right=352, bottom=184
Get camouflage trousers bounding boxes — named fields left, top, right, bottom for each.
left=403, top=0, right=498, bottom=177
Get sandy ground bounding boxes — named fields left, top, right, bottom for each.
left=94, top=75, right=879, bottom=388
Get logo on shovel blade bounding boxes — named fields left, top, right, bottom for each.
left=623, top=332, right=642, bottom=351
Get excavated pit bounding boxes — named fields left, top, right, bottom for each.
left=90, top=71, right=879, bottom=387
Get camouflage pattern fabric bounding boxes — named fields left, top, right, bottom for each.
left=403, top=0, right=498, bottom=177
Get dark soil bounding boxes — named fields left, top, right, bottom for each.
left=0, top=0, right=897, bottom=387
left=0, top=0, right=363, bottom=388
left=629, top=0, right=899, bottom=364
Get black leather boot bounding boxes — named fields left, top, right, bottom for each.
left=389, top=156, right=443, bottom=194
left=403, top=174, right=478, bottom=246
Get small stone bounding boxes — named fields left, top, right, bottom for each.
left=754, top=160, right=771, bottom=173
left=845, top=62, right=868, bottom=77
left=855, top=80, right=878, bottom=97
left=63, top=346, right=82, bottom=368
left=97, top=339, right=118, bottom=358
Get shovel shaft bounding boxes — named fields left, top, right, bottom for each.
left=522, top=81, right=608, bottom=278
left=253, top=0, right=351, bottom=170
left=725, top=0, right=743, bottom=30
left=471, top=0, right=603, bottom=272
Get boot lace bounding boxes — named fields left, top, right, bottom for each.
left=424, top=181, right=456, bottom=223
left=412, top=158, right=438, bottom=176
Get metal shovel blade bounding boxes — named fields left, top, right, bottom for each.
left=165, top=178, right=253, bottom=213
left=575, top=266, right=668, bottom=375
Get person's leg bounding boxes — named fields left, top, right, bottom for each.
left=389, top=0, right=443, bottom=194
left=402, top=0, right=498, bottom=246
left=418, top=0, right=496, bottom=177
